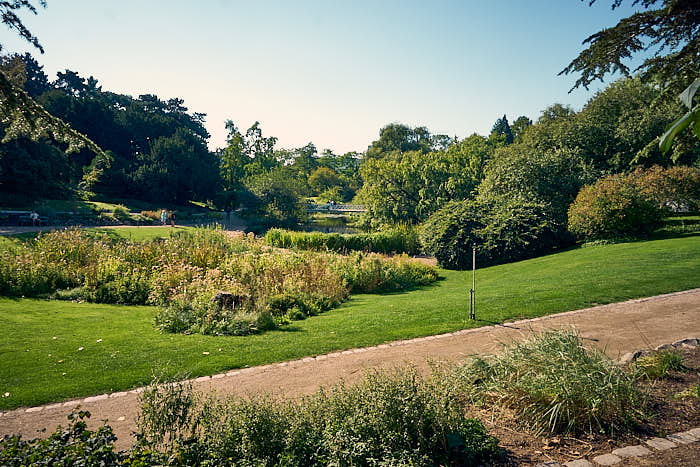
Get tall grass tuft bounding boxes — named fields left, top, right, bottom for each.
left=451, top=330, right=645, bottom=435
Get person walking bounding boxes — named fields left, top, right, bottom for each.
left=160, top=209, right=167, bottom=225
left=170, top=211, right=176, bottom=227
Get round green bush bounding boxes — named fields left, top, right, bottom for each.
left=567, top=173, right=664, bottom=241
left=420, top=198, right=561, bottom=269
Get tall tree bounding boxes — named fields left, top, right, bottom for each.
left=511, top=115, right=533, bottom=141
left=366, top=123, right=434, bottom=158
left=491, top=114, right=514, bottom=144
left=1, top=1, right=108, bottom=191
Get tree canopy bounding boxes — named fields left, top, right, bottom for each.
left=561, top=0, right=699, bottom=98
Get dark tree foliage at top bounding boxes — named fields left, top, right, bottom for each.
left=0, top=0, right=46, bottom=52
left=561, top=0, right=699, bottom=97
left=1, top=0, right=108, bottom=193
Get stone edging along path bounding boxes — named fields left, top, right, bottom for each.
left=536, top=336, right=700, bottom=466
left=2, top=287, right=699, bottom=418
left=537, top=428, right=700, bottom=467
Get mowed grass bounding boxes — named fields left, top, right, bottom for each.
left=1, top=235, right=699, bottom=410
left=86, top=226, right=197, bottom=242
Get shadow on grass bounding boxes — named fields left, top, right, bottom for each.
left=368, top=277, right=446, bottom=296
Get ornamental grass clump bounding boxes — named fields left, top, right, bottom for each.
left=135, top=368, right=500, bottom=466
left=453, top=330, right=645, bottom=435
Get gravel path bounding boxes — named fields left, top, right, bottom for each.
left=1, top=288, right=699, bottom=451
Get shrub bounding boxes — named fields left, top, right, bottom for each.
left=567, top=173, right=665, bottom=241
left=420, top=198, right=562, bottom=269
left=452, top=330, right=645, bottom=435
left=0, top=411, right=120, bottom=466
left=111, top=204, right=132, bottom=222
left=264, top=224, right=421, bottom=255
left=632, top=165, right=700, bottom=212
left=334, top=252, right=439, bottom=293
left=135, top=369, right=500, bottom=466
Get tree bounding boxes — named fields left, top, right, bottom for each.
left=366, top=123, right=434, bottom=158
left=561, top=0, right=699, bottom=100
left=1, top=0, right=46, bottom=52
left=359, top=134, right=500, bottom=224
left=245, top=166, right=306, bottom=227
left=511, top=116, right=533, bottom=140
left=308, top=167, right=342, bottom=194
left=1, top=1, right=108, bottom=192
left=490, top=115, right=514, bottom=144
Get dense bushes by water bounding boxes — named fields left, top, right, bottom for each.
left=0, top=228, right=438, bottom=336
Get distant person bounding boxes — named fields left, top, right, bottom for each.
left=170, top=211, right=176, bottom=227
left=160, top=209, right=167, bottom=225
left=29, top=211, right=39, bottom=226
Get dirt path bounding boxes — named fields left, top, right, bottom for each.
left=1, top=288, right=699, bottom=451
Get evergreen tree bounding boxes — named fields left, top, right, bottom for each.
left=491, top=114, right=514, bottom=144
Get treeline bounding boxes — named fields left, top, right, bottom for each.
left=0, top=54, right=361, bottom=222
left=358, top=78, right=699, bottom=268
left=1, top=53, right=698, bottom=252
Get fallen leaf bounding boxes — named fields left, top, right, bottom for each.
left=203, top=351, right=210, bottom=355
left=117, top=416, right=125, bottom=421
left=62, top=372, right=66, bottom=376
left=218, top=348, right=222, bottom=352
left=57, top=360, right=63, bottom=363
left=3, top=392, right=9, bottom=397
left=52, top=336, right=57, bottom=340
left=96, top=339, right=103, bottom=343
left=78, top=347, right=84, bottom=351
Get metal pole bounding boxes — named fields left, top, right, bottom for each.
left=469, top=247, right=476, bottom=320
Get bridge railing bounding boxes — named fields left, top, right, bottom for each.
left=307, top=203, right=366, bottom=213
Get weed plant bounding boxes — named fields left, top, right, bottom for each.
left=0, top=228, right=437, bottom=336
left=632, top=349, right=686, bottom=380
left=450, top=331, right=645, bottom=435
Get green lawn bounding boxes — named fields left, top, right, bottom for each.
left=1, top=235, right=699, bottom=410
left=86, top=226, right=197, bottom=242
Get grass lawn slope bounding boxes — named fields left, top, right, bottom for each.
left=1, top=235, right=699, bottom=410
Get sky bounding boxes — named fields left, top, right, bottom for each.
left=1, top=0, right=643, bottom=153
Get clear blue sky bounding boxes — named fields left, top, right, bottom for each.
left=2, top=0, right=641, bottom=153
